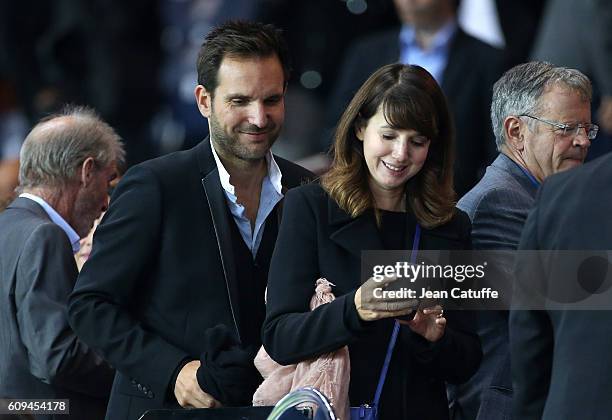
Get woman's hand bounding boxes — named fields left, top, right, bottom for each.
left=354, top=275, right=419, bottom=321
left=399, top=305, right=446, bottom=342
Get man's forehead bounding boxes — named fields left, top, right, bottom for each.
left=542, top=84, right=589, bottom=102
left=538, top=85, right=590, bottom=113
left=215, top=55, right=284, bottom=93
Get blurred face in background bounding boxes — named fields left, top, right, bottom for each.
left=393, top=0, right=455, bottom=29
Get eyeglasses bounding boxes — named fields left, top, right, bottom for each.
left=519, top=114, right=599, bottom=140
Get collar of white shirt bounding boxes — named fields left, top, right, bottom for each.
left=19, top=192, right=81, bottom=253
left=209, top=138, right=284, bottom=257
left=210, top=138, right=283, bottom=196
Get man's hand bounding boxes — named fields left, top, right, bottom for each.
left=174, top=360, right=221, bottom=408
left=355, top=275, right=419, bottom=321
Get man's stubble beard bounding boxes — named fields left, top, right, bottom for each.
left=208, top=111, right=280, bottom=162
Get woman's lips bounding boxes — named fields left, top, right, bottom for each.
left=382, top=160, right=407, bottom=175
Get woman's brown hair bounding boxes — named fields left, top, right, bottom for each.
left=321, top=64, right=456, bottom=228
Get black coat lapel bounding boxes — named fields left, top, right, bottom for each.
left=196, top=139, right=243, bottom=343
left=275, top=155, right=315, bottom=191
left=388, top=29, right=402, bottom=62
left=328, top=197, right=383, bottom=257
left=273, top=155, right=315, bottom=226
left=441, top=28, right=469, bottom=95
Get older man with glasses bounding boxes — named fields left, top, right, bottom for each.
left=447, top=61, right=595, bottom=420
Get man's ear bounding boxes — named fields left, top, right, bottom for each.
left=195, top=85, right=213, bottom=118
left=503, top=115, right=525, bottom=151
left=80, top=157, right=96, bottom=187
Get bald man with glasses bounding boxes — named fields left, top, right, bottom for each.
left=448, top=61, right=595, bottom=420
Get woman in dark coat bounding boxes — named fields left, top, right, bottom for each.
left=262, top=64, right=481, bottom=419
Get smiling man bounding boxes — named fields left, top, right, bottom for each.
left=67, top=21, right=312, bottom=420
left=449, top=61, right=595, bottom=420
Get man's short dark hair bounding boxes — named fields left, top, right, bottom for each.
left=196, top=20, right=291, bottom=96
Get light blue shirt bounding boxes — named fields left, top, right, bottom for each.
left=19, top=193, right=81, bottom=253
left=210, top=140, right=283, bottom=258
left=399, top=20, right=457, bottom=85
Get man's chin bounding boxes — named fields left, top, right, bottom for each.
left=238, top=138, right=277, bottom=158
left=559, top=158, right=584, bottom=171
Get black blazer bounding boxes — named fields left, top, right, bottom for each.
left=263, top=184, right=482, bottom=420
left=510, top=153, right=612, bottom=420
left=68, top=139, right=313, bottom=420
left=325, top=27, right=504, bottom=196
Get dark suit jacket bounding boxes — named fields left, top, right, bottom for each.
left=325, top=26, right=504, bottom=196
left=262, top=184, right=482, bottom=420
left=494, top=0, right=547, bottom=68
left=0, top=197, right=114, bottom=420
left=67, top=139, right=313, bottom=420
left=510, top=153, right=612, bottom=420
left=450, top=154, right=538, bottom=420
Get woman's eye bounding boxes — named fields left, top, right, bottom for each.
left=411, top=136, right=429, bottom=146
left=381, top=134, right=395, bottom=140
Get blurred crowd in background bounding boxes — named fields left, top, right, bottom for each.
left=1, top=0, right=611, bottom=209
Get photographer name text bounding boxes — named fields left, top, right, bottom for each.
left=373, top=287, right=499, bottom=299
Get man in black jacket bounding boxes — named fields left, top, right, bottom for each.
left=510, top=152, right=612, bottom=420
left=68, top=21, right=312, bottom=420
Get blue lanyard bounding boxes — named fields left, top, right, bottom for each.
left=372, top=223, right=421, bottom=407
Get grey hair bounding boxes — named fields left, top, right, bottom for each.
left=18, top=105, right=125, bottom=190
left=490, top=61, right=592, bottom=151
